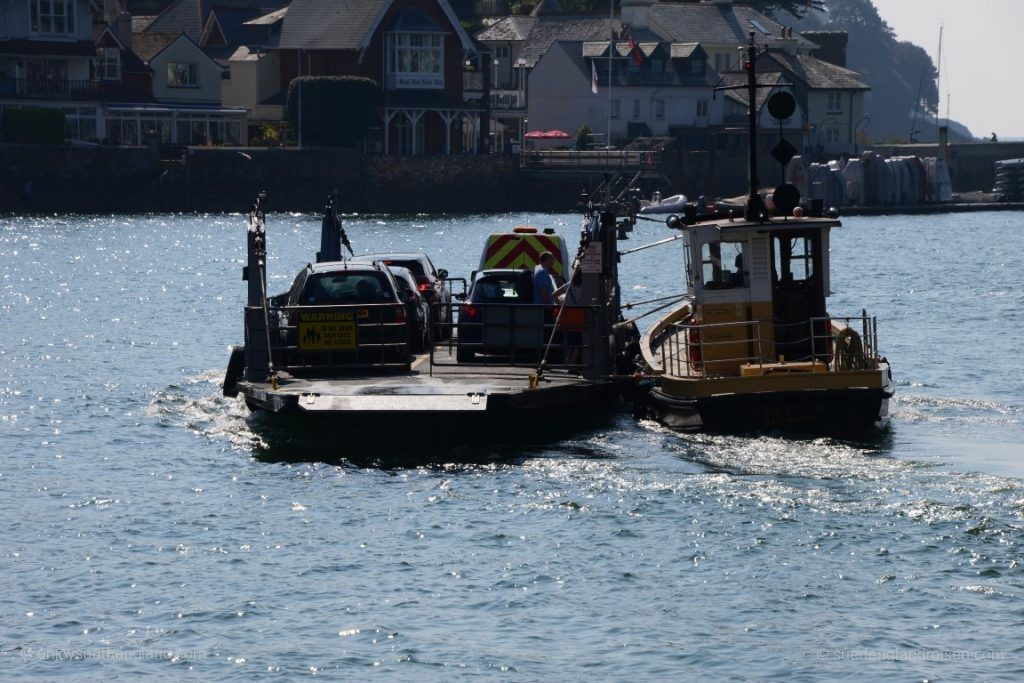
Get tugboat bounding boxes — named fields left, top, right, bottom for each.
left=222, top=187, right=641, bottom=443
left=637, top=33, right=893, bottom=432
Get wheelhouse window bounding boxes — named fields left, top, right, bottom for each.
left=700, top=240, right=746, bottom=290
left=386, top=32, right=443, bottom=90
left=30, top=0, right=75, bottom=35
left=773, top=235, right=814, bottom=283
left=167, top=62, right=197, bottom=87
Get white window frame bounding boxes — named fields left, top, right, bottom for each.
left=655, top=99, right=665, bottom=120
left=386, top=32, right=444, bottom=90
left=29, top=0, right=76, bottom=36
left=98, top=47, right=120, bottom=81
left=825, top=127, right=841, bottom=144
left=826, top=91, right=842, bottom=114
left=167, top=62, right=198, bottom=88
left=696, top=99, right=709, bottom=118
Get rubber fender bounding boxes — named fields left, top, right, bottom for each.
left=223, top=345, right=245, bottom=397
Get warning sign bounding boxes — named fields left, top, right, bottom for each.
left=298, top=311, right=357, bottom=351
left=581, top=243, right=603, bottom=273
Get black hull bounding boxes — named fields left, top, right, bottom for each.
left=641, top=387, right=889, bottom=433
left=241, top=383, right=621, bottom=459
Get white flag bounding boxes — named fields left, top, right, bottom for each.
left=591, top=60, right=598, bottom=94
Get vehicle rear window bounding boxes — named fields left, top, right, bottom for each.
left=471, top=276, right=518, bottom=303
left=384, top=260, right=426, bottom=279
left=300, top=272, right=394, bottom=304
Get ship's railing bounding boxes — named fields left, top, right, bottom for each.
left=429, top=301, right=594, bottom=375
left=658, top=314, right=881, bottom=378
left=261, top=302, right=411, bottom=373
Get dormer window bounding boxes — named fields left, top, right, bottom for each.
left=97, top=47, right=120, bottom=81
left=30, top=0, right=76, bottom=35
left=386, top=32, right=443, bottom=90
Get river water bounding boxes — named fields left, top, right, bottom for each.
left=2, top=210, right=1023, bottom=680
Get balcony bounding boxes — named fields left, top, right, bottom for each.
left=0, top=78, right=99, bottom=101
left=490, top=90, right=524, bottom=111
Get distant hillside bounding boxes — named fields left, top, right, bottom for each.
left=761, top=0, right=974, bottom=142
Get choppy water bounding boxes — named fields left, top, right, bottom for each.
left=2, top=210, right=1023, bottom=680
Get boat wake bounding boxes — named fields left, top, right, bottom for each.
left=145, top=369, right=267, bottom=452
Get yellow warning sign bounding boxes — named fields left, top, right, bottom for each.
left=298, top=311, right=357, bottom=351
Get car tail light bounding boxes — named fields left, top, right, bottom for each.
left=394, top=306, right=407, bottom=323
left=417, top=282, right=431, bottom=292
left=462, top=304, right=478, bottom=319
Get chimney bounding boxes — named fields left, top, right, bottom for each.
left=102, top=0, right=124, bottom=24
left=115, top=12, right=132, bottom=51
left=802, top=31, right=848, bottom=67
left=777, top=27, right=798, bottom=56
left=621, top=0, right=655, bottom=30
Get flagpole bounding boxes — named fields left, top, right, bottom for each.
left=607, top=0, right=613, bottom=149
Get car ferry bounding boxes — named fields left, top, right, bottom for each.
left=637, top=33, right=893, bottom=432
left=222, top=188, right=640, bottom=443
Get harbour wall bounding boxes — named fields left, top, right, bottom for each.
left=0, top=145, right=592, bottom=214
left=4, top=141, right=1024, bottom=214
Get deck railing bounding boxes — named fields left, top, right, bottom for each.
left=429, top=301, right=594, bottom=376
left=658, top=314, right=880, bottom=378
left=261, top=302, right=411, bottom=373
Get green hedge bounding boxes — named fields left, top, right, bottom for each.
left=2, top=107, right=65, bottom=144
left=286, top=76, right=382, bottom=147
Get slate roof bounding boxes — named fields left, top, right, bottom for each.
left=475, top=16, right=535, bottom=42
left=145, top=0, right=285, bottom=40
left=761, top=50, right=868, bottom=90
left=131, top=31, right=179, bottom=61
left=278, top=0, right=472, bottom=52
left=514, top=15, right=616, bottom=68
left=649, top=3, right=815, bottom=48
left=719, top=71, right=788, bottom=109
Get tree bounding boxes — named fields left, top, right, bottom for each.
left=286, top=77, right=382, bottom=147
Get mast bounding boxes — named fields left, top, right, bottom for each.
left=744, top=32, right=765, bottom=221
left=607, top=0, right=613, bottom=149
left=935, top=23, right=942, bottom=139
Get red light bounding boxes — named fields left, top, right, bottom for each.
left=418, top=283, right=430, bottom=292
left=394, top=307, right=406, bottom=323
left=744, top=61, right=751, bottom=71
left=462, top=304, right=478, bottom=318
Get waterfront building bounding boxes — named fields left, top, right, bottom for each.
left=273, top=0, right=485, bottom=155
left=475, top=0, right=869, bottom=157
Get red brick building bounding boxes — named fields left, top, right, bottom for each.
left=276, top=0, right=485, bottom=154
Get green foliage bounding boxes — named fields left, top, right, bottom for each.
left=286, top=76, right=382, bottom=147
left=787, top=0, right=952, bottom=140
left=575, top=124, right=592, bottom=151
left=1, top=107, right=65, bottom=144
left=252, top=122, right=282, bottom=146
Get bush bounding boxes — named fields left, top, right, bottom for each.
left=1, top=107, right=65, bottom=144
left=575, top=124, right=592, bottom=151
left=286, top=76, right=382, bottom=147
left=252, top=122, right=281, bottom=146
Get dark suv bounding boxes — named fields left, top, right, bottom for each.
left=360, top=252, right=452, bottom=338
left=281, top=260, right=411, bottom=371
